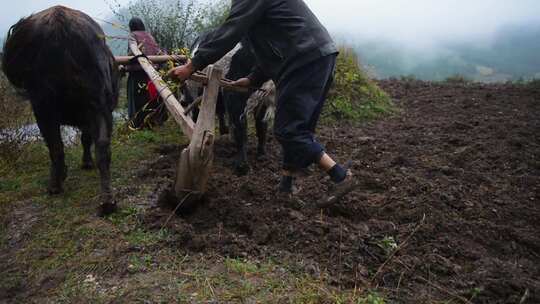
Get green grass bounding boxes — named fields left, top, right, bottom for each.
left=444, top=74, right=472, bottom=84
left=510, top=77, right=540, bottom=89
left=323, top=46, right=395, bottom=122
left=528, top=78, right=540, bottom=89
left=0, top=117, right=187, bottom=300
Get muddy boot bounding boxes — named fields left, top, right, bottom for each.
left=318, top=170, right=358, bottom=208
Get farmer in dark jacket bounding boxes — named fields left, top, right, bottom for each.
left=169, top=0, right=356, bottom=204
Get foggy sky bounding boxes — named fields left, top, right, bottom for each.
left=2, top=0, right=540, bottom=48
left=306, top=0, right=540, bottom=49
left=0, top=0, right=130, bottom=35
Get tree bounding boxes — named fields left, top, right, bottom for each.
left=105, top=0, right=230, bottom=52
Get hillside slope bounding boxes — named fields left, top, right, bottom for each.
left=355, top=25, right=540, bottom=81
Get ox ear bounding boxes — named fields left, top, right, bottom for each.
left=2, top=18, right=32, bottom=89
left=6, top=22, right=16, bottom=39
left=3, top=22, right=17, bottom=53
left=190, top=42, right=200, bottom=58
left=6, top=16, right=26, bottom=39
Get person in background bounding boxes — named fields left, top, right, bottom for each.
left=167, top=0, right=358, bottom=205
left=125, top=17, right=167, bottom=129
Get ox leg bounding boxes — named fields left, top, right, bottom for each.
left=192, top=107, right=200, bottom=122
left=226, top=92, right=249, bottom=176
left=191, top=87, right=204, bottom=122
left=94, top=114, right=116, bottom=216
left=36, top=117, right=67, bottom=195
left=231, top=121, right=249, bottom=176
left=217, top=91, right=229, bottom=135
left=254, top=105, right=269, bottom=159
left=81, top=132, right=95, bottom=170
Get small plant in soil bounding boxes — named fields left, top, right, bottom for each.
left=377, top=236, right=398, bottom=255
left=358, top=291, right=386, bottom=304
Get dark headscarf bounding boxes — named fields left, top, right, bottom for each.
left=129, top=18, right=146, bottom=32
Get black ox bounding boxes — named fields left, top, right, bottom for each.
left=2, top=6, right=119, bottom=215
left=223, top=45, right=272, bottom=175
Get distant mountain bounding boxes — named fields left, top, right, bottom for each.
left=352, top=25, right=540, bottom=81
left=101, top=18, right=130, bottom=56
left=3, top=5, right=539, bottom=83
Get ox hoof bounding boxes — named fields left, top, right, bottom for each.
left=219, top=125, right=230, bottom=135
left=48, top=185, right=64, bottom=195
left=81, top=160, right=95, bottom=170
left=256, top=150, right=267, bottom=161
left=234, top=163, right=250, bottom=176
left=97, top=202, right=118, bottom=217
left=61, top=166, right=68, bottom=181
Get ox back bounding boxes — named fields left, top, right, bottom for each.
left=1, top=6, right=119, bottom=215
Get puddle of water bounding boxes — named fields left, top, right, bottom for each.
left=0, top=124, right=80, bottom=146
left=0, top=110, right=127, bottom=146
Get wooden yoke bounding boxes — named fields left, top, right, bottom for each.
left=115, top=54, right=187, bottom=65
left=174, top=65, right=222, bottom=203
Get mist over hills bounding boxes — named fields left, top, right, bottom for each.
left=348, top=24, right=540, bottom=81
left=102, top=21, right=540, bottom=82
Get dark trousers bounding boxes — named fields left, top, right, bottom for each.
left=127, top=71, right=149, bottom=119
left=274, top=54, right=337, bottom=170
left=127, top=71, right=168, bottom=129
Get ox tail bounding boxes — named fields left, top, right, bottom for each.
left=2, top=18, right=32, bottom=89
left=262, top=105, right=275, bottom=124
left=242, top=80, right=276, bottom=123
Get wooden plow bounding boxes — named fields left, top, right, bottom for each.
left=116, top=38, right=250, bottom=207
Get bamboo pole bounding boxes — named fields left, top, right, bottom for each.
left=115, top=54, right=187, bottom=65
left=190, top=71, right=268, bottom=93
left=128, top=38, right=195, bottom=139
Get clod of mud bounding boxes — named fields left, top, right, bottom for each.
left=157, top=186, right=205, bottom=216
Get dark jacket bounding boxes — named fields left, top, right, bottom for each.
left=191, top=0, right=337, bottom=86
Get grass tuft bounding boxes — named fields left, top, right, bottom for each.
left=324, top=46, right=394, bottom=121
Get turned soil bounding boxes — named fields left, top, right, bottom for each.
left=140, top=80, right=540, bottom=303
left=2, top=80, right=538, bottom=303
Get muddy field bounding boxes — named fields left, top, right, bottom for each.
left=138, top=80, right=540, bottom=303
left=2, top=80, right=539, bottom=303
